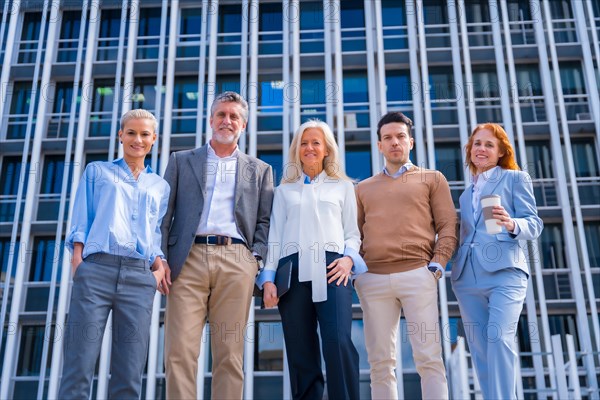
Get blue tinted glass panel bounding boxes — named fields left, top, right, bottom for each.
left=434, top=143, right=463, bottom=182
left=41, top=156, right=68, bottom=194
left=17, top=325, right=55, bottom=375
left=30, top=237, right=63, bottom=282
left=301, top=73, right=326, bottom=104
left=343, top=72, right=368, bottom=103
left=57, top=11, right=81, bottom=62
left=255, top=322, right=284, bottom=371
left=345, top=148, right=371, bottom=181
left=219, top=5, right=242, bottom=33
left=260, top=3, right=282, bottom=31
left=300, top=2, right=323, bottom=30
left=381, top=0, right=406, bottom=26
left=53, top=83, right=74, bottom=114
left=181, top=8, right=202, bottom=35
left=174, top=77, right=199, bottom=109
left=260, top=80, right=284, bottom=111
left=539, top=224, right=567, bottom=269
left=341, top=1, right=364, bottom=29
left=559, top=61, right=585, bottom=95
left=585, top=223, right=600, bottom=268
left=1, top=157, right=28, bottom=196
left=386, top=71, right=412, bottom=102
left=258, top=152, right=283, bottom=184
left=132, top=78, right=158, bottom=110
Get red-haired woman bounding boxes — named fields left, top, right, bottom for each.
left=451, top=123, right=543, bottom=399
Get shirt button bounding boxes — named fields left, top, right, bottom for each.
left=470, top=243, right=475, bottom=248
left=132, top=214, right=137, bottom=220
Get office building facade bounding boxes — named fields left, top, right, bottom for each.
left=0, top=0, right=599, bottom=398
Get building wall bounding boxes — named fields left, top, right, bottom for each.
left=0, top=0, right=599, bottom=398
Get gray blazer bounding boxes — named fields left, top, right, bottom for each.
left=160, top=144, right=274, bottom=281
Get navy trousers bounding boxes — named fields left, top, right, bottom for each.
left=278, top=252, right=360, bottom=400
left=58, top=253, right=157, bottom=400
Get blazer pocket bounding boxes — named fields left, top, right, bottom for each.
left=495, top=233, right=514, bottom=242
left=168, top=235, right=178, bottom=245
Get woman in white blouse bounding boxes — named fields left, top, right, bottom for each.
left=256, top=120, right=366, bottom=400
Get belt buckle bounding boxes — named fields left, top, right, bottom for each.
left=205, top=234, right=216, bottom=246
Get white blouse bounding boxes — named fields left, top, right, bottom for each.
left=263, top=171, right=361, bottom=302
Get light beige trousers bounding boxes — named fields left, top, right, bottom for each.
left=354, top=266, right=449, bottom=400
left=165, top=244, right=257, bottom=400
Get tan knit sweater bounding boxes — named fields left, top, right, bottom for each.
left=356, top=167, right=458, bottom=274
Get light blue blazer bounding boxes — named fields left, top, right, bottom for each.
left=451, top=168, right=543, bottom=280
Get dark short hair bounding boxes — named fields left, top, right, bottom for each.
left=376, top=111, right=413, bottom=140
left=210, top=91, right=249, bottom=123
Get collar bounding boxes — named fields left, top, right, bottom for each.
left=472, top=165, right=501, bottom=186
left=114, top=158, right=152, bottom=175
left=207, top=141, right=239, bottom=159
left=383, top=161, right=413, bottom=178
left=301, top=170, right=328, bottom=185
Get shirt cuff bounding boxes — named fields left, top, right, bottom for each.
left=509, top=219, right=521, bottom=237
left=66, top=231, right=86, bottom=252
left=428, top=262, right=444, bottom=275
left=344, top=247, right=368, bottom=275
left=255, top=269, right=276, bottom=290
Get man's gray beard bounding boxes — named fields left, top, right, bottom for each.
left=212, top=130, right=242, bottom=145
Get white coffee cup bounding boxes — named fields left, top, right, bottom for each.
left=480, top=194, right=502, bottom=234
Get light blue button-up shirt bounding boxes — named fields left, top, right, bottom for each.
left=66, top=158, right=170, bottom=264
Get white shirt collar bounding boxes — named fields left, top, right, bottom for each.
left=207, top=141, right=239, bottom=159
left=383, top=161, right=413, bottom=178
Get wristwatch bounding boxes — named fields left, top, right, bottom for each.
left=428, top=266, right=443, bottom=280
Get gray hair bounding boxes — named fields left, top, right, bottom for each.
left=120, top=109, right=158, bottom=132
left=210, top=91, right=249, bottom=123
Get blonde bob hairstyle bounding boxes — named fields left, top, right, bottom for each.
left=281, top=119, right=350, bottom=184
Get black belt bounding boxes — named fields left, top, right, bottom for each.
left=195, top=235, right=245, bottom=246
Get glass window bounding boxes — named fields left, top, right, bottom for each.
left=385, top=71, right=412, bottom=103
left=29, top=236, right=62, bottom=282
left=0, top=156, right=29, bottom=222
left=340, top=1, right=366, bottom=52
left=584, top=222, right=600, bottom=269
left=572, top=138, right=600, bottom=205
left=89, top=79, right=115, bottom=137
left=300, top=72, right=326, bottom=122
left=548, top=315, right=580, bottom=361
left=539, top=223, right=567, bottom=269
left=464, top=2, right=492, bottom=47
left=435, top=143, right=463, bottom=182
left=429, top=68, right=458, bottom=125
left=0, top=238, right=18, bottom=284
left=97, top=9, right=122, bottom=61
left=178, top=7, right=202, bottom=58
left=255, top=322, right=284, bottom=371
left=137, top=8, right=162, bottom=59
left=18, top=13, right=42, bottom=64
left=346, top=147, right=371, bottom=181
left=173, top=77, right=199, bottom=134
left=381, top=0, right=407, bottom=49
left=7, top=81, right=34, bottom=139
left=258, top=77, right=284, bottom=131
left=218, top=5, right=242, bottom=56
left=506, top=0, right=532, bottom=21
left=559, top=62, right=586, bottom=95
left=300, top=2, right=324, bottom=53
left=515, top=64, right=545, bottom=123
left=17, top=325, right=55, bottom=376
left=259, top=3, right=283, bottom=54
left=132, top=78, right=158, bottom=110
left=38, top=155, right=71, bottom=220
left=422, top=0, right=450, bottom=48
left=343, top=71, right=369, bottom=129
left=57, top=10, right=82, bottom=62
left=258, top=151, right=283, bottom=185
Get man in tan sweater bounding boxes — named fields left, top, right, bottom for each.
left=355, top=111, right=457, bottom=400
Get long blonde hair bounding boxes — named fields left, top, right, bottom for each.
left=281, top=119, right=350, bottom=184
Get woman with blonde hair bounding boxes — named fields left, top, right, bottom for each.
left=451, top=123, right=543, bottom=399
left=256, top=119, right=365, bottom=399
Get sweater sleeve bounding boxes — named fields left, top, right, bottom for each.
left=429, top=171, right=458, bottom=267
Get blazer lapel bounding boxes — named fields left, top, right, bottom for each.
left=188, top=145, right=208, bottom=201
left=235, top=152, right=250, bottom=208
left=474, top=168, right=505, bottom=226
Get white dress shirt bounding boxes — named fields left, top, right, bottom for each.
left=262, top=171, right=362, bottom=302
left=472, top=166, right=520, bottom=235
left=196, top=143, right=242, bottom=240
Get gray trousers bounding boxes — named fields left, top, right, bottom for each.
left=58, top=253, right=157, bottom=400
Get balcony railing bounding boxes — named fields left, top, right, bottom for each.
left=217, top=32, right=243, bottom=57
left=341, top=27, right=366, bottom=52
left=300, top=28, right=325, bottom=53
left=466, top=22, right=493, bottom=47
left=381, top=25, right=408, bottom=50
left=137, top=34, right=161, bottom=60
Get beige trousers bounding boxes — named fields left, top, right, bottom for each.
left=165, top=244, right=257, bottom=400
left=354, top=266, right=448, bottom=400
